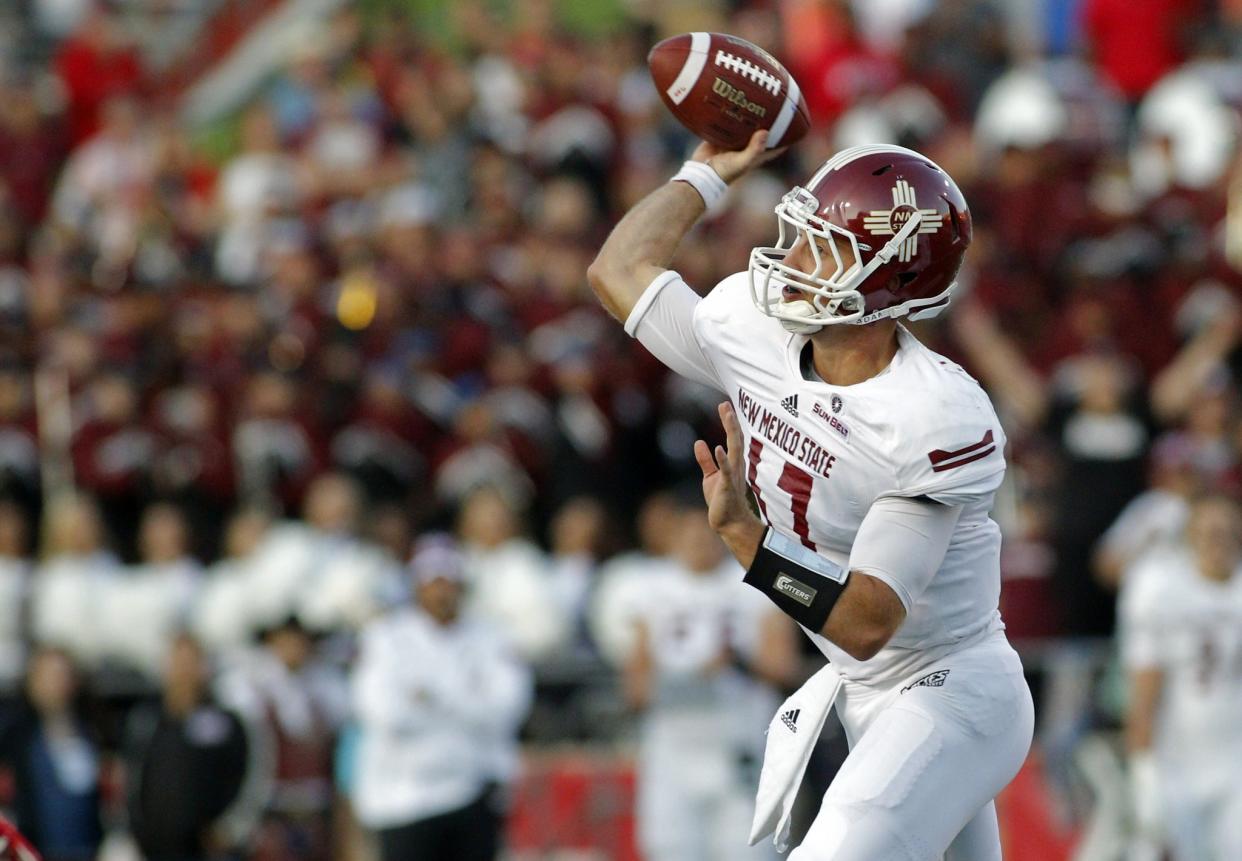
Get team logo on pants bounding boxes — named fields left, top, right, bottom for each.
left=901, top=669, right=950, bottom=693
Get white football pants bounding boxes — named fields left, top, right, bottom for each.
left=638, top=717, right=777, bottom=861
left=790, top=633, right=1034, bottom=861
left=1161, top=777, right=1242, bottom=861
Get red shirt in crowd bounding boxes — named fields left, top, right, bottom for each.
left=54, top=34, right=145, bottom=144
left=1082, top=0, right=1200, bottom=100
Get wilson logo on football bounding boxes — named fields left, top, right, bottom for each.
left=711, top=77, right=767, bottom=117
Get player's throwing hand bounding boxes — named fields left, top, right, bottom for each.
left=692, top=130, right=785, bottom=184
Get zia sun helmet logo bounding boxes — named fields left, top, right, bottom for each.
left=861, top=179, right=943, bottom=263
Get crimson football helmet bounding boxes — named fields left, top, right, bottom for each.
left=749, top=144, right=972, bottom=332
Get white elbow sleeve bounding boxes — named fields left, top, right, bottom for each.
left=848, top=496, right=962, bottom=611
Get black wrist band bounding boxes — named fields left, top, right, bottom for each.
left=743, top=527, right=849, bottom=632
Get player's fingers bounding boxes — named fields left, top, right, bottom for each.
left=715, top=445, right=730, bottom=476
left=744, top=129, right=769, bottom=156
left=756, top=144, right=789, bottom=166
left=719, top=401, right=744, bottom=452
left=694, top=439, right=718, bottom=477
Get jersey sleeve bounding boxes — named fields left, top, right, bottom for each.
left=624, top=270, right=725, bottom=392
left=894, top=385, right=1007, bottom=505
left=849, top=496, right=963, bottom=611
left=1118, top=560, right=1176, bottom=670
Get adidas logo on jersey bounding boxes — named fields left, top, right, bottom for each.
left=780, top=708, right=801, bottom=732
left=781, top=394, right=799, bottom=417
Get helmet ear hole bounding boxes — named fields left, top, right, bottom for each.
left=946, top=202, right=962, bottom=241
left=897, top=272, right=918, bottom=290
left=872, top=164, right=893, bottom=176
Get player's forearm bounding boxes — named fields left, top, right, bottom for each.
left=587, top=181, right=706, bottom=322
left=1124, top=667, right=1163, bottom=752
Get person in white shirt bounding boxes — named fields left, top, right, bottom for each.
left=589, top=131, right=1033, bottom=859
left=591, top=490, right=679, bottom=665
left=1093, top=432, right=1200, bottom=589
left=625, top=492, right=799, bottom=861
left=98, top=502, right=201, bottom=679
left=30, top=493, right=120, bottom=669
left=351, top=534, right=532, bottom=861
left=456, top=485, right=569, bottom=660
left=1119, top=494, right=1242, bottom=861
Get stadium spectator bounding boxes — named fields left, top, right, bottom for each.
left=456, top=485, right=567, bottom=660
left=351, top=535, right=532, bottom=861
left=98, top=502, right=201, bottom=679
left=124, top=635, right=250, bottom=861
left=591, top=489, right=680, bottom=665
left=1093, top=432, right=1202, bottom=588
left=29, top=494, right=118, bottom=668
left=240, top=473, right=398, bottom=636
left=1119, top=494, right=1242, bottom=859
left=545, top=495, right=609, bottom=645
left=1082, top=0, right=1200, bottom=104
left=0, top=75, right=67, bottom=227
left=0, top=375, right=37, bottom=509
left=193, top=507, right=274, bottom=655
left=0, top=502, right=30, bottom=691
left=218, top=617, right=348, bottom=861
left=0, top=647, right=102, bottom=861
left=52, top=4, right=144, bottom=145
left=623, top=495, right=798, bottom=861
left=50, top=96, right=159, bottom=290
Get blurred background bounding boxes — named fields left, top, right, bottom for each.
left=1, top=0, right=1241, bottom=859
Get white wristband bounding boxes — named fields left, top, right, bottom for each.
left=671, top=160, right=728, bottom=209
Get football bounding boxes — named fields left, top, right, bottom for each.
left=648, top=32, right=811, bottom=150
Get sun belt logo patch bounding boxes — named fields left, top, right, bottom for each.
left=862, top=179, right=943, bottom=263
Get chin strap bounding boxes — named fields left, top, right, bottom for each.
left=872, top=209, right=924, bottom=264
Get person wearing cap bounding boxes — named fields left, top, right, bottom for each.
left=350, top=535, right=532, bottom=861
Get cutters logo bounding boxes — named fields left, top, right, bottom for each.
left=774, top=574, right=816, bottom=607
left=862, top=179, right=943, bottom=263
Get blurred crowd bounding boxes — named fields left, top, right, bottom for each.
left=2, top=0, right=1242, bottom=857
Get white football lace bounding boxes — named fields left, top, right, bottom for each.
left=713, top=50, right=782, bottom=96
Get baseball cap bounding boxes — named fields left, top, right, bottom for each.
left=409, top=533, right=466, bottom=584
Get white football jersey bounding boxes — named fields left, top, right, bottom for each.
left=631, top=557, right=780, bottom=750
left=627, top=271, right=1008, bottom=683
left=1120, top=550, right=1242, bottom=790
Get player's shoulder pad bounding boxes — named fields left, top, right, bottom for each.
left=695, top=270, right=787, bottom=345
left=696, top=270, right=756, bottom=320
left=891, top=338, right=1006, bottom=503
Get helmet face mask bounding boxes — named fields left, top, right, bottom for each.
left=748, top=145, right=971, bottom=333
left=749, top=188, right=868, bottom=331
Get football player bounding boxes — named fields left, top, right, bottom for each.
left=624, top=495, right=798, bottom=861
left=1120, top=494, right=1242, bottom=861
left=589, top=131, right=1034, bottom=860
